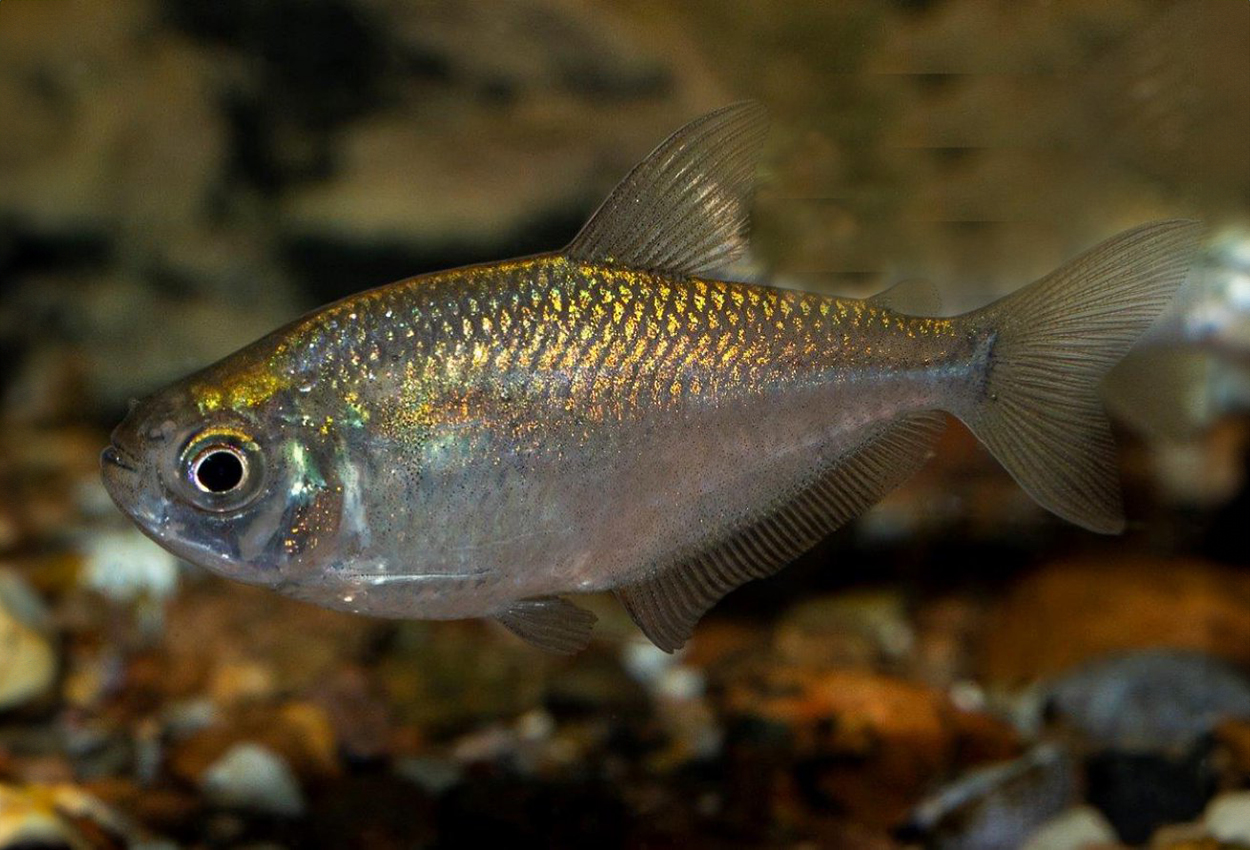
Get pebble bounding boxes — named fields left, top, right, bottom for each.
left=1023, top=651, right=1250, bottom=844
left=0, top=786, right=74, bottom=850
left=904, top=745, right=1076, bottom=850
left=772, top=589, right=915, bottom=670
left=0, top=569, right=52, bottom=631
left=0, top=570, right=56, bottom=711
left=0, top=782, right=132, bottom=849
left=79, top=529, right=180, bottom=605
left=1042, top=650, right=1250, bottom=754
left=200, top=743, right=306, bottom=817
left=1203, top=791, right=1250, bottom=844
left=980, top=560, right=1250, bottom=684
left=621, top=639, right=682, bottom=689
left=731, top=666, right=1015, bottom=826
left=395, top=757, right=465, bottom=796
left=1021, top=806, right=1117, bottom=850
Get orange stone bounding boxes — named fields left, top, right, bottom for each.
left=978, top=559, right=1250, bottom=685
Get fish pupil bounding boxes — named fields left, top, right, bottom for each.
left=195, top=449, right=245, bottom=493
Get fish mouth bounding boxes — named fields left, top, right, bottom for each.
left=100, top=442, right=144, bottom=512
left=100, top=442, right=162, bottom=538
left=101, top=443, right=142, bottom=474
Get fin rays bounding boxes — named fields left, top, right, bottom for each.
left=953, top=220, right=1203, bottom=532
left=616, top=413, right=946, bottom=651
left=565, top=101, right=768, bottom=277
left=497, top=597, right=597, bottom=654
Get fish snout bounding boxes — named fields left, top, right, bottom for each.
left=101, top=444, right=139, bottom=473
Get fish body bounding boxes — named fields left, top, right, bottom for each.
left=103, top=103, right=1202, bottom=652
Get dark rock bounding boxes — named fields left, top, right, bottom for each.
left=900, top=745, right=1076, bottom=850
left=304, top=771, right=439, bottom=849
left=1038, top=651, right=1250, bottom=845
left=724, top=666, right=1021, bottom=827
left=166, top=0, right=391, bottom=192
left=1042, top=651, right=1250, bottom=755
left=437, top=773, right=628, bottom=850
left=0, top=221, right=113, bottom=281
left=543, top=651, right=651, bottom=720
left=1085, top=743, right=1217, bottom=845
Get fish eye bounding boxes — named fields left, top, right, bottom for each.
left=177, top=429, right=266, bottom=512
left=191, top=446, right=247, bottom=493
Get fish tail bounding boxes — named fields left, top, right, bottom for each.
left=950, top=220, right=1203, bottom=532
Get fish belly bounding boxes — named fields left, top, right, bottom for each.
left=375, top=370, right=945, bottom=614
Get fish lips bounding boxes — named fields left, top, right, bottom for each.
left=100, top=405, right=167, bottom=523
left=101, top=403, right=161, bottom=506
left=101, top=444, right=139, bottom=474
left=100, top=440, right=149, bottom=520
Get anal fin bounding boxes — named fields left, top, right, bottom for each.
left=497, top=597, right=597, bottom=654
left=615, top=412, right=946, bottom=652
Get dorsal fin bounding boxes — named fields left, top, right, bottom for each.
left=564, top=101, right=769, bottom=278
left=496, top=597, right=597, bottom=654
left=615, top=413, right=946, bottom=652
left=868, top=278, right=942, bottom=316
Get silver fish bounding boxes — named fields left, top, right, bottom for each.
left=101, top=103, right=1202, bottom=653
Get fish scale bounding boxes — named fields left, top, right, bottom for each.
left=102, top=102, right=1202, bottom=653
left=293, top=257, right=965, bottom=434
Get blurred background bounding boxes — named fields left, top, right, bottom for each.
left=1, top=0, right=1248, bottom=847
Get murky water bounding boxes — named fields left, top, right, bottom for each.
left=1, top=1, right=1248, bottom=847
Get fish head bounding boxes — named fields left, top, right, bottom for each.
left=101, top=370, right=349, bottom=589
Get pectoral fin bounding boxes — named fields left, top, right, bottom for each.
left=496, top=597, right=597, bottom=654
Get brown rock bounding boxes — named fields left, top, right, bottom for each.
left=0, top=427, right=106, bottom=554
left=208, top=661, right=277, bottom=708
left=376, top=621, right=554, bottom=731
left=3, top=754, right=75, bottom=786
left=950, top=706, right=1023, bottom=765
left=772, top=590, right=915, bottom=672
left=83, top=777, right=201, bottom=835
left=310, top=665, right=395, bottom=762
left=979, top=559, right=1250, bottom=685
left=167, top=701, right=340, bottom=786
left=726, top=667, right=1021, bottom=825
left=1215, top=719, right=1250, bottom=783
left=910, top=593, right=990, bottom=687
left=158, top=581, right=378, bottom=698
left=682, top=620, right=765, bottom=671
left=0, top=782, right=132, bottom=850
left=0, top=578, right=57, bottom=711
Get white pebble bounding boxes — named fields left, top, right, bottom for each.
left=1021, top=806, right=1116, bottom=850
left=80, top=529, right=179, bottom=604
left=621, top=639, right=678, bottom=689
left=201, top=743, right=305, bottom=817
left=658, top=666, right=705, bottom=701
left=1205, top=791, right=1250, bottom=844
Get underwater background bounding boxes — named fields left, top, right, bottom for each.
left=1, top=0, right=1249, bottom=847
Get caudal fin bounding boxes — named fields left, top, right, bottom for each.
left=953, top=220, right=1203, bottom=533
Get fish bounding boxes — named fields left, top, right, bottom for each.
left=1102, top=229, right=1250, bottom=440
left=101, top=102, right=1202, bottom=654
